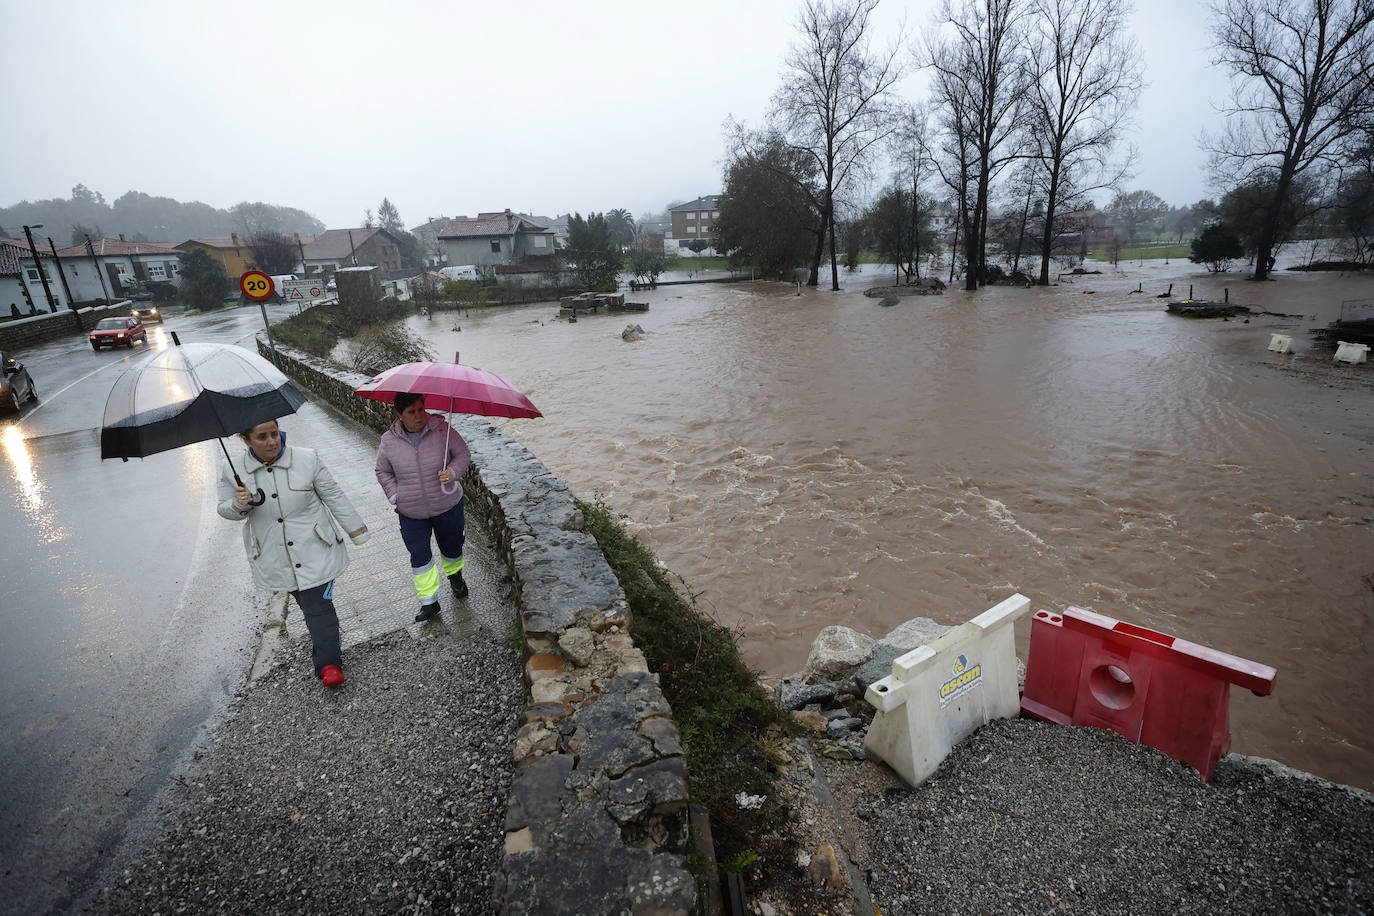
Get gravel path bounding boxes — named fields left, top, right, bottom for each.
left=833, top=717, right=1374, bottom=916
left=94, top=626, right=522, bottom=915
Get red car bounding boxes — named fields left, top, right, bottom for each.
left=90, top=316, right=148, bottom=350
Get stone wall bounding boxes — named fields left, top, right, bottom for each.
left=259, top=339, right=700, bottom=915
left=0, top=301, right=134, bottom=351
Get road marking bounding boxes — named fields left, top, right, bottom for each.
left=20, top=358, right=134, bottom=422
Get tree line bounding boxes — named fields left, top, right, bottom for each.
left=0, top=184, right=325, bottom=247
left=714, top=0, right=1374, bottom=289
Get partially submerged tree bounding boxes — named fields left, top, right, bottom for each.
left=864, top=184, right=934, bottom=282
left=887, top=103, right=938, bottom=281
left=927, top=0, right=1029, bottom=290
left=1190, top=223, right=1245, bottom=271
left=1023, top=0, right=1142, bottom=284
left=1205, top=0, right=1374, bottom=280
left=1334, top=126, right=1374, bottom=262
left=1219, top=175, right=1320, bottom=260
left=716, top=130, right=823, bottom=279
left=628, top=243, right=672, bottom=286
left=561, top=212, right=623, bottom=291
left=773, top=0, right=905, bottom=289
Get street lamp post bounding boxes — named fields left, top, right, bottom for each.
left=22, top=224, right=58, bottom=313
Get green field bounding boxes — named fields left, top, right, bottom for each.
left=1086, top=242, right=1193, bottom=262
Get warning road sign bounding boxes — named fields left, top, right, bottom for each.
left=281, top=279, right=325, bottom=301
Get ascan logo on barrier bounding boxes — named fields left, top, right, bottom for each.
left=939, top=654, right=982, bottom=706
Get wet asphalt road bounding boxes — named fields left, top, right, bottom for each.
left=0, top=303, right=297, bottom=915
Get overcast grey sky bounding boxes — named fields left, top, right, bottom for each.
left=3, top=0, right=1223, bottom=231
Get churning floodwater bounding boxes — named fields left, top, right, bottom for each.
left=378, top=259, right=1373, bottom=790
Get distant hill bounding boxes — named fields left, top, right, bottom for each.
left=0, top=184, right=326, bottom=246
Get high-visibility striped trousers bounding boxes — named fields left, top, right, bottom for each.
left=399, top=499, right=465, bottom=606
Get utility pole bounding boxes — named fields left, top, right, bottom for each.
left=22, top=224, right=58, bottom=312
left=48, top=238, right=76, bottom=310
left=86, top=235, right=112, bottom=305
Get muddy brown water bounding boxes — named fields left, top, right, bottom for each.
left=383, top=260, right=1374, bottom=790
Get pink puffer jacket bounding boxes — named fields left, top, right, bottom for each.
left=374, top=414, right=471, bottom=519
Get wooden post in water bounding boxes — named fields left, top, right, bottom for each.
left=1224, top=288, right=1229, bottom=303
left=1189, top=284, right=1194, bottom=298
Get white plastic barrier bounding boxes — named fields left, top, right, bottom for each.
left=1267, top=334, right=1293, bottom=354
left=1334, top=341, right=1369, bottom=364
left=864, top=594, right=1032, bottom=787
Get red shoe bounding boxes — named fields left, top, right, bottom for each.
left=320, top=664, right=346, bottom=688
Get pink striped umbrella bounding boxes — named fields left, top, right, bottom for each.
left=354, top=354, right=541, bottom=493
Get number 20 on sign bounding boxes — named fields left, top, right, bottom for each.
left=239, top=270, right=275, bottom=302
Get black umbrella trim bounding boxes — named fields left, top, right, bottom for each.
left=100, top=382, right=307, bottom=460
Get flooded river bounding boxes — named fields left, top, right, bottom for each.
left=381, top=260, right=1373, bottom=789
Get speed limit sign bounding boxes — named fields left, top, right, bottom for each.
left=239, top=270, right=275, bottom=302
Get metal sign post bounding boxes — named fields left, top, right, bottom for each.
left=239, top=270, right=280, bottom=368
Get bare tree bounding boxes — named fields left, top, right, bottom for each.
left=926, top=0, right=1029, bottom=290
left=231, top=201, right=282, bottom=238
left=247, top=231, right=298, bottom=276
left=1205, top=0, right=1374, bottom=280
left=1024, top=0, right=1142, bottom=284
left=773, top=0, right=905, bottom=289
left=889, top=103, right=938, bottom=279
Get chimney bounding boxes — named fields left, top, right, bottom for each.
left=231, top=232, right=239, bottom=245
left=119, top=234, right=126, bottom=241
left=505, top=208, right=513, bottom=231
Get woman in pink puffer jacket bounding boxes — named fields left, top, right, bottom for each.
left=374, top=393, right=472, bottom=621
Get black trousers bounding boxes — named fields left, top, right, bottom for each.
left=290, top=581, right=342, bottom=675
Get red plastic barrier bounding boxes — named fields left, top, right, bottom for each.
left=1021, top=607, right=1277, bottom=780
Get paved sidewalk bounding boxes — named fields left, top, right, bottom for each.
left=244, top=397, right=515, bottom=678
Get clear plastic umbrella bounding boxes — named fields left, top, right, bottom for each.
left=101, top=334, right=307, bottom=503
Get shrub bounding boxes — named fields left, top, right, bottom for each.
left=1189, top=224, right=1244, bottom=273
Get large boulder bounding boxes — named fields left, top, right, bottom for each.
left=856, top=617, right=952, bottom=691
left=802, top=625, right=875, bottom=684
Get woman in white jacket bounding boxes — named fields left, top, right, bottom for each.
left=218, top=419, right=369, bottom=688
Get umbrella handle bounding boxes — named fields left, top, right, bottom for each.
left=439, top=397, right=459, bottom=495
left=233, top=472, right=267, bottom=506
left=223, top=437, right=268, bottom=507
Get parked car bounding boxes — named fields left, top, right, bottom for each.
left=0, top=350, right=37, bottom=413
left=132, top=304, right=162, bottom=323
left=90, top=316, right=148, bottom=350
